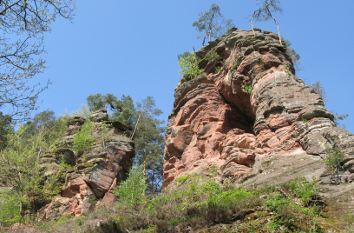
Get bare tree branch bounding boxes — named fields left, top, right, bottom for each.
left=0, top=0, right=74, bottom=121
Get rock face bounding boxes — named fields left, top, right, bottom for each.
left=39, top=110, right=134, bottom=219
left=163, top=29, right=354, bottom=189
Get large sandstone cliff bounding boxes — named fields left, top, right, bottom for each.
left=164, top=29, right=354, bottom=200
left=38, top=110, right=134, bottom=219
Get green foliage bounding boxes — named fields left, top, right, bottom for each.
left=204, top=50, right=223, bottom=74
left=87, top=93, right=135, bottom=126
left=265, top=194, right=321, bottom=232
left=205, top=50, right=222, bottom=64
left=178, top=52, right=203, bottom=82
left=175, top=175, right=189, bottom=184
left=143, top=176, right=225, bottom=229
left=133, top=97, right=164, bottom=193
left=87, top=94, right=107, bottom=111
left=242, top=84, right=253, bottom=94
left=41, top=159, right=73, bottom=200
left=112, top=95, right=135, bottom=126
left=114, top=166, right=147, bottom=208
left=264, top=179, right=322, bottom=232
left=284, top=63, right=293, bottom=76
left=193, top=4, right=234, bottom=45
left=85, top=95, right=164, bottom=193
left=113, top=175, right=259, bottom=231
left=72, top=121, right=95, bottom=153
left=27, top=177, right=330, bottom=232
left=325, top=146, right=345, bottom=174
left=0, top=114, right=68, bottom=225
left=109, top=176, right=324, bottom=232
left=287, top=178, right=318, bottom=205
left=207, top=189, right=257, bottom=222
left=0, top=189, right=21, bottom=226
left=0, top=112, right=12, bottom=150
left=20, top=111, right=68, bottom=147
left=215, top=66, right=223, bottom=74
left=208, top=189, right=254, bottom=210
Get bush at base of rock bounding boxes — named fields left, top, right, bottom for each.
left=7, top=176, right=350, bottom=232
left=29, top=176, right=328, bottom=233
left=113, top=166, right=147, bottom=208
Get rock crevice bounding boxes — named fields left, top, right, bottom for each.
left=163, top=29, right=354, bottom=188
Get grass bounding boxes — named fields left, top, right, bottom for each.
left=175, top=175, right=189, bottom=184
left=287, top=178, right=319, bottom=205
left=6, top=176, right=335, bottom=233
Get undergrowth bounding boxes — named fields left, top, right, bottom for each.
left=72, top=121, right=95, bottom=153
left=31, top=175, right=329, bottom=233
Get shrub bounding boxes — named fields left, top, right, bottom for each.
left=284, top=64, right=292, bottom=77
left=178, top=52, right=203, bottom=82
left=72, top=121, right=95, bottom=153
left=143, top=175, right=259, bottom=229
left=30, top=176, right=328, bottom=232
left=242, top=84, right=253, bottom=94
left=205, top=50, right=222, bottom=64
left=287, top=178, right=318, bottom=205
left=0, top=189, right=21, bottom=226
left=207, top=189, right=256, bottom=222
left=207, top=189, right=254, bottom=210
left=0, top=118, right=69, bottom=223
left=265, top=192, right=321, bottom=232
left=114, top=166, right=147, bottom=208
left=325, top=146, right=344, bottom=174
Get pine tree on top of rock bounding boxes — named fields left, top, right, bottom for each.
left=193, top=4, right=234, bottom=46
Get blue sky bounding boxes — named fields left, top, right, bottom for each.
left=37, top=0, right=354, bottom=132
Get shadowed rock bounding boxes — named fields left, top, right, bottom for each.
left=163, top=29, right=354, bottom=193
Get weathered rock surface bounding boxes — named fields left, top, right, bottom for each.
left=38, top=110, right=134, bottom=219
left=163, top=29, right=354, bottom=190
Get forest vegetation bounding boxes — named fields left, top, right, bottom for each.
left=0, top=1, right=353, bottom=233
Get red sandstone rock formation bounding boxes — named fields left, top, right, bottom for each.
left=39, top=110, right=134, bottom=219
left=163, top=29, right=354, bottom=188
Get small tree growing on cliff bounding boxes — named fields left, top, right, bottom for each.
left=193, top=4, right=234, bottom=46
left=178, top=52, right=203, bottom=82
left=251, top=0, right=283, bottom=45
left=325, top=145, right=345, bottom=184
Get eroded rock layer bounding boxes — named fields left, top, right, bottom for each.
left=39, top=110, right=134, bottom=219
left=163, top=29, right=354, bottom=188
